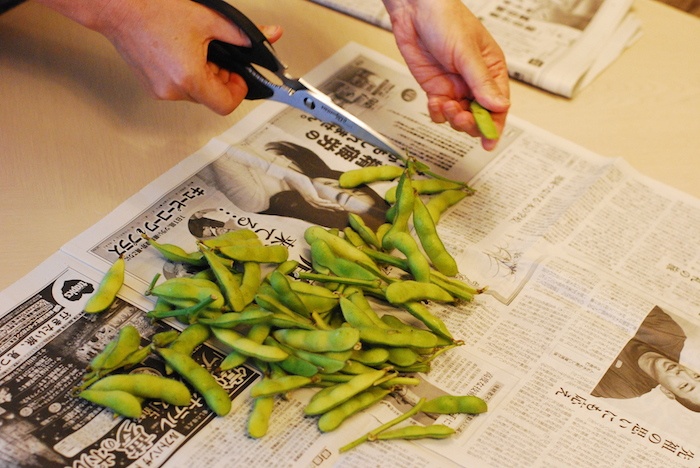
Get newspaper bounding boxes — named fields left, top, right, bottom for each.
left=307, top=0, right=643, bottom=97
left=1, top=43, right=699, bottom=468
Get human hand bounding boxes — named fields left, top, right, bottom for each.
left=382, top=0, right=510, bottom=150
left=37, top=0, right=282, bottom=115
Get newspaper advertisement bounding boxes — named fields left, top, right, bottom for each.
left=1, top=43, right=699, bottom=467
left=307, top=0, right=642, bottom=97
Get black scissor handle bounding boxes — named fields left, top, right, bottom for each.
left=193, top=0, right=284, bottom=99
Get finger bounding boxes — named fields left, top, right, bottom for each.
left=191, top=64, right=249, bottom=115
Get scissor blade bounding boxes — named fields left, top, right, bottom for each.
left=272, top=79, right=405, bottom=161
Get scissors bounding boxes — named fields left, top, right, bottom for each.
left=193, top=0, right=405, bottom=160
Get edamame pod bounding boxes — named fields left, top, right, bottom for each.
left=247, top=396, right=275, bottom=439
left=156, top=347, right=231, bottom=416
left=304, top=368, right=387, bottom=416
left=425, top=189, right=467, bottom=224
left=358, top=326, right=438, bottom=349
left=218, top=243, right=288, bottom=264
left=79, top=389, right=142, bottom=419
left=83, top=256, right=125, bottom=314
left=384, top=179, right=464, bottom=204
left=338, top=165, right=404, bottom=188
left=89, top=374, right=192, bottom=406
left=413, top=195, right=458, bottom=277
left=143, top=234, right=206, bottom=266
left=212, top=327, right=288, bottom=362
left=273, top=327, right=360, bottom=353
left=317, top=386, right=391, bottom=432
left=250, top=375, right=314, bottom=398
left=470, top=100, right=499, bottom=140
left=385, top=280, right=454, bottom=305
left=200, top=245, right=247, bottom=312
left=421, top=395, right=488, bottom=414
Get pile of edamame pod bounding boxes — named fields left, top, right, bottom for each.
left=77, top=158, right=488, bottom=451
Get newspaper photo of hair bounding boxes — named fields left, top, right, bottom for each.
left=591, top=306, right=700, bottom=413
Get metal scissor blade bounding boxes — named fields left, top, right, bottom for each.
left=269, top=78, right=406, bottom=161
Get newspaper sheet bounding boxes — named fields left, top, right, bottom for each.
left=307, top=0, right=643, bottom=97
left=1, top=43, right=699, bottom=468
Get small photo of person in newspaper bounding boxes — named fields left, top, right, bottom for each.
left=591, top=306, right=700, bottom=413
left=196, top=140, right=390, bottom=231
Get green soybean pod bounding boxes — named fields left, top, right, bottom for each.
left=269, top=270, right=312, bottom=318
left=385, top=179, right=465, bottom=204
left=201, top=229, right=258, bottom=248
left=274, top=340, right=347, bottom=374
left=386, top=347, right=420, bottom=367
left=201, top=245, right=246, bottom=312
left=199, top=309, right=272, bottom=328
left=381, top=171, right=414, bottom=251
left=374, top=424, right=455, bottom=440
left=142, top=234, right=207, bottom=266
left=385, top=232, right=432, bottom=283
left=339, top=296, right=379, bottom=329
left=219, top=323, right=271, bottom=372
left=247, top=396, right=275, bottom=439
left=317, top=386, right=391, bottom=432
left=345, top=289, right=387, bottom=329
left=212, top=327, right=288, bottom=362
left=350, top=348, right=390, bottom=366
left=413, top=195, right=458, bottom=277
left=310, top=240, right=379, bottom=282
left=273, top=327, right=360, bottom=353
left=347, top=213, right=382, bottom=249
left=156, top=347, right=231, bottom=416
left=470, top=100, right=500, bottom=140
left=425, top=189, right=468, bottom=224
left=271, top=342, right=319, bottom=377
left=358, top=326, right=438, bottom=349
left=385, top=280, right=454, bottom=305
left=402, top=301, right=453, bottom=341
left=338, top=165, right=404, bottom=189
left=421, top=395, right=488, bottom=414
left=84, top=256, right=125, bottom=314
left=343, top=227, right=366, bottom=248
left=149, top=277, right=225, bottom=311
left=164, top=323, right=211, bottom=375
left=79, top=389, right=143, bottom=419
left=90, top=374, right=192, bottom=406
left=304, top=226, right=383, bottom=277
left=239, top=261, right=262, bottom=306
left=304, top=368, right=387, bottom=416
left=250, top=375, right=314, bottom=398
left=218, top=243, right=288, bottom=264
left=100, top=325, right=142, bottom=371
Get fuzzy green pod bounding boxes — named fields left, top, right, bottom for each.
left=385, top=280, right=454, bottom=305
left=305, top=368, right=387, bottom=416
left=273, top=327, right=360, bottom=353
left=317, top=386, right=391, bottom=432
left=83, top=256, right=125, bottom=314
left=247, top=396, right=275, bottom=439
left=421, top=395, right=488, bottom=414
left=156, top=347, right=231, bottom=416
left=413, top=195, right=458, bottom=277
left=89, top=374, right=192, bottom=406
left=79, top=389, right=143, bottom=419
left=338, top=165, right=404, bottom=189
left=470, top=100, right=500, bottom=140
